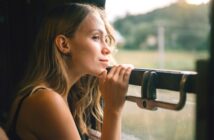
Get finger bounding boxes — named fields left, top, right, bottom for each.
left=123, top=67, right=133, bottom=82
left=107, top=65, right=117, bottom=78
left=112, top=65, right=123, bottom=79
left=117, top=64, right=134, bottom=81
left=118, top=67, right=126, bottom=81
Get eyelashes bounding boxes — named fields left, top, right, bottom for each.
left=92, top=35, right=100, bottom=41
left=92, top=34, right=111, bottom=46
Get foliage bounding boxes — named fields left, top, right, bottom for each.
left=113, top=2, right=210, bottom=50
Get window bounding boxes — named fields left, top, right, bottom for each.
left=106, top=0, right=210, bottom=139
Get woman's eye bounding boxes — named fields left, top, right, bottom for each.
left=92, top=35, right=100, bottom=41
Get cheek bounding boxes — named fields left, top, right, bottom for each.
left=78, top=51, right=97, bottom=67
left=83, top=45, right=100, bottom=59
left=72, top=41, right=101, bottom=67
left=78, top=40, right=99, bottom=54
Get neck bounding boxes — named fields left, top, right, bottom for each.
left=62, top=67, right=84, bottom=99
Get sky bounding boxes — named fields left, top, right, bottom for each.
left=105, top=0, right=210, bottom=21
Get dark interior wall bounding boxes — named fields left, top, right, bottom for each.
left=0, top=0, right=47, bottom=124
left=0, top=0, right=105, bottom=124
left=1, top=0, right=28, bottom=122
left=0, top=0, right=11, bottom=122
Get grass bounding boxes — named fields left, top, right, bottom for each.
left=113, top=49, right=208, bottom=70
left=112, top=49, right=206, bottom=140
left=122, top=87, right=196, bottom=140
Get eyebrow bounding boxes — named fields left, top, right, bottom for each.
left=88, top=29, right=107, bottom=36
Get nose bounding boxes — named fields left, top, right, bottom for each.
left=101, top=43, right=111, bottom=55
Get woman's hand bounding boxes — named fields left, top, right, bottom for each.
left=98, top=64, right=134, bottom=115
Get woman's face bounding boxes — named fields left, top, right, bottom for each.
left=69, top=12, right=112, bottom=77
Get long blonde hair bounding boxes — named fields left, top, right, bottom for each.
left=17, top=3, right=116, bottom=135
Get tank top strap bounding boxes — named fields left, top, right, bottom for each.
left=29, top=85, right=47, bottom=95
left=7, top=85, right=48, bottom=140
left=28, top=85, right=49, bottom=96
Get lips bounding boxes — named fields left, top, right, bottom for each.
left=99, top=58, right=109, bottom=62
left=99, top=58, right=109, bottom=67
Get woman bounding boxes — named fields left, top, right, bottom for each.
left=6, top=3, right=133, bottom=140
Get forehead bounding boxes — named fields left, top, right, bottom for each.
left=76, top=12, right=106, bottom=34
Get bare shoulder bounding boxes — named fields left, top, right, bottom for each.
left=20, top=88, right=68, bottom=118
left=17, top=88, right=80, bottom=139
left=25, top=88, right=66, bottom=109
left=20, top=88, right=70, bottom=123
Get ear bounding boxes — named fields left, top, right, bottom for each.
left=55, top=35, right=71, bottom=55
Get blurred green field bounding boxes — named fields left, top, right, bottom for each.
left=122, top=87, right=196, bottom=140
left=113, top=50, right=208, bottom=140
left=113, top=49, right=208, bottom=71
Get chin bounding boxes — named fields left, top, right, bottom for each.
left=90, top=68, right=106, bottom=77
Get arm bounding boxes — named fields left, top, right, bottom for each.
left=99, top=65, right=133, bottom=140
